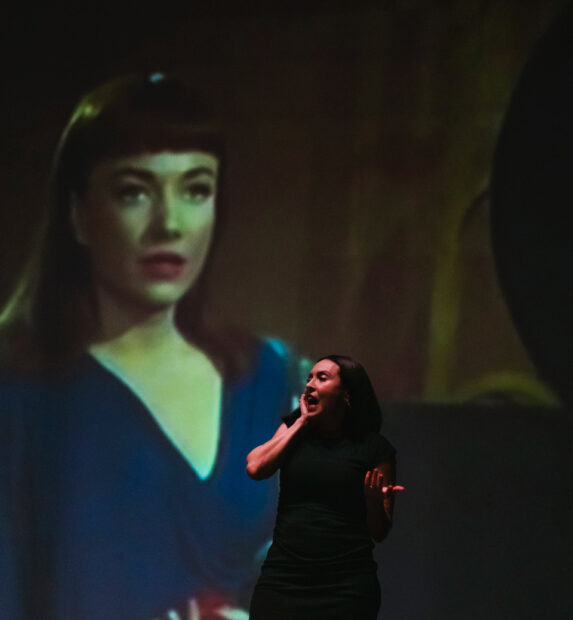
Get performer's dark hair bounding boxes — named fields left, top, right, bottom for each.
left=319, top=354, right=383, bottom=436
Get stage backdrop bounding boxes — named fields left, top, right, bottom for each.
left=1, top=0, right=566, bottom=404
left=1, top=1, right=571, bottom=618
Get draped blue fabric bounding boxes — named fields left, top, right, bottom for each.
left=1, top=339, right=299, bottom=619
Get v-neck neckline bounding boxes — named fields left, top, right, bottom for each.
left=83, top=353, right=231, bottom=484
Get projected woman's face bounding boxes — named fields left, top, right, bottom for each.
left=73, top=151, right=218, bottom=311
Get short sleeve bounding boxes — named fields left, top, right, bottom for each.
left=282, top=409, right=301, bottom=428
left=365, top=432, right=396, bottom=468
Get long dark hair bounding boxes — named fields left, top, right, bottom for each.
left=0, top=72, right=252, bottom=373
left=319, top=354, right=383, bottom=437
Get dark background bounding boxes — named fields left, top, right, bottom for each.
left=1, top=1, right=572, bottom=617
left=382, top=402, right=573, bottom=619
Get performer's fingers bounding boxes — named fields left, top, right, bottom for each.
left=382, top=484, right=405, bottom=496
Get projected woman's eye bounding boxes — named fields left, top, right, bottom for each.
left=114, top=182, right=152, bottom=206
left=184, top=181, right=214, bottom=205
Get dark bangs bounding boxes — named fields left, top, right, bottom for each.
left=54, top=73, right=225, bottom=196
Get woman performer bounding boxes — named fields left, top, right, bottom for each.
left=247, top=355, right=402, bottom=619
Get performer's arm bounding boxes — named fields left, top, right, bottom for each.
left=246, top=396, right=309, bottom=480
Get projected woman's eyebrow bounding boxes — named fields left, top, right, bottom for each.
left=110, top=166, right=217, bottom=181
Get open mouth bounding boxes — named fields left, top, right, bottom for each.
left=140, top=252, right=185, bottom=266
left=306, top=394, right=319, bottom=406
left=139, top=252, right=186, bottom=279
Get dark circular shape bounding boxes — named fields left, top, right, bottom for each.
left=490, top=2, right=573, bottom=407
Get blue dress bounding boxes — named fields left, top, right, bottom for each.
left=0, top=339, right=302, bottom=619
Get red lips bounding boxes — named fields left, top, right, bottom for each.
left=139, top=252, right=186, bottom=280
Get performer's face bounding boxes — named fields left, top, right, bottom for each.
left=304, top=359, right=348, bottom=421
left=72, top=151, right=218, bottom=311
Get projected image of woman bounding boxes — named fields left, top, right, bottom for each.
left=247, top=355, right=403, bottom=619
left=0, top=73, right=302, bottom=620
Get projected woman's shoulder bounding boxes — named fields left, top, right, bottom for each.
left=0, top=73, right=305, bottom=620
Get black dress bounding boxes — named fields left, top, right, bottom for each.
left=250, top=413, right=396, bottom=620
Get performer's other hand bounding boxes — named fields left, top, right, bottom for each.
left=364, top=468, right=405, bottom=504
